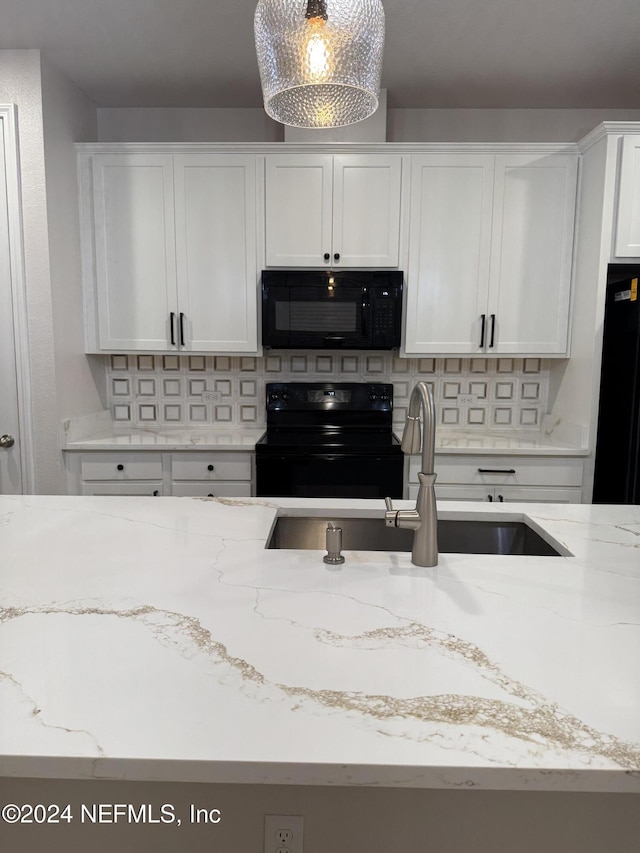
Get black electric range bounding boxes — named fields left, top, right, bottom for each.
left=255, top=382, right=404, bottom=499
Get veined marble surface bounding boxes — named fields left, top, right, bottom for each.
left=0, top=496, right=638, bottom=791
left=61, top=425, right=586, bottom=455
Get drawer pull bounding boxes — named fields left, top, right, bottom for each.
left=207, top=464, right=215, bottom=472
left=478, top=468, right=515, bottom=474
left=487, top=494, right=493, bottom=502
left=489, top=313, right=496, bottom=348
left=208, top=493, right=214, bottom=497
left=116, top=464, right=124, bottom=471
left=153, top=490, right=159, bottom=496
left=497, top=494, right=504, bottom=502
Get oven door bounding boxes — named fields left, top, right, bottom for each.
left=256, top=452, right=403, bottom=499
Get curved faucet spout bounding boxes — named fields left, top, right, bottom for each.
left=401, top=381, right=436, bottom=476
left=385, top=381, right=438, bottom=567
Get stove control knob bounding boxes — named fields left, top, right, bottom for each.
left=269, top=392, right=280, bottom=402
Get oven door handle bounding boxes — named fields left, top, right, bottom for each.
left=323, top=336, right=345, bottom=346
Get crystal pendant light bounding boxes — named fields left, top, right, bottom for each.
left=254, top=0, right=385, bottom=129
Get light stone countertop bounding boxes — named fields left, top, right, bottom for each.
left=0, top=495, right=638, bottom=791
left=61, top=425, right=587, bottom=455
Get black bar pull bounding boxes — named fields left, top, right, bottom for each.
left=478, top=468, right=516, bottom=474
left=480, top=314, right=486, bottom=348
left=170, top=312, right=176, bottom=346
left=489, top=313, right=496, bottom=348
left=179, top=312, right=185, bottom=346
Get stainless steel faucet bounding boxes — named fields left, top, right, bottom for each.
left=384, top=381, right=438, bottom=566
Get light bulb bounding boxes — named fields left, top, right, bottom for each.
left=306, top=17, right=331, bottom=81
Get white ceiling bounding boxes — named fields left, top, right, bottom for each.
left=1, top=0, right=639, bottom=109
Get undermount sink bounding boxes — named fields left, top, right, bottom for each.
left=267, top=516, right=564, bottom=557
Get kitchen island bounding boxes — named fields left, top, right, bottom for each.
left=1, top=494, right=639, bottom=794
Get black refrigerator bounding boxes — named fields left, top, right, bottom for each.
left=593, top=270, right=640, bottom=503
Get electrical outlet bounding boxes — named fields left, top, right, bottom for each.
left=202, top=390, right=221, bottom=402
left=264, top=815, right=304, bottom=853
left=457, top=393, right=477, bottom=405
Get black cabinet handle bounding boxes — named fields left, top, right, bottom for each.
left=116, top=464, right=124, bottom=471
left=170, top=312, right=176, bottom=346
left=179, top=312, right=185, bottom=346
left=207, top=464, right=214, bottom=472
left=207, top=493, right=214, bottom=497
left=489, top=313, right=496, bottom=348
left=334, top=252, right=340, bottom=261
left=497, top=494, right=504, bottom=502
left=152, top=490, right=159, bottom=496
left=480, top=314, right=486, bottom=348
left=478, top=468, right=516, bottom=474
left=324, top=252, right=330, bottom=261
left=487, top=494, right=493, bottom=502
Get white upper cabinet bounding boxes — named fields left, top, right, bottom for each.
left=488, top=154, right=578, bottom=354
left=83, top=151, right=258, bottom=353
left=613, top=136, right=640, bottom=258
left=173, top=154, right=257, bottom=352
left=404, top=151, right=578, bottom=356
left=405, top=154, right=495, bottom=354
left=92, top=154, right=177, bottom=351
left=265, top=153, right=402, bottom=267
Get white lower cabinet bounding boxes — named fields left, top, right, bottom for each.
left=66, top=450, right=254, bottom=497
left=407, top=454, right=584, bottom=503
left=170, top=452, right=252, bottom=498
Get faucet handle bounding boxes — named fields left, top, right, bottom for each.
left=384, top=497, right=398, bottom=527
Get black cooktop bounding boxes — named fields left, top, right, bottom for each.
left=257, top=381, right=401, bottom=456
left=256, top=429, right=401, bottom=454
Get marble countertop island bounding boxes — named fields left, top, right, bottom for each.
left=0, top=495, right=638, bottom=792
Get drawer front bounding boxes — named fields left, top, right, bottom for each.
left=171, top=452, right=252, bottom=481
left=171, top=482, right=252, bottom=498
left=415, top=484, right=583, bottom=503
left=80, top=454, right=163, bottom=481
left=81, top=482, right=163, bottom=496
left=409, top=455, right=583, bottom=487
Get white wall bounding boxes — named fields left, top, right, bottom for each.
left=0, top=50, right=62, bottom=493
left=41, top=55, right=103, bottom=428
left=387, top=108, right=640, bottom=142
left=98, top=107, right=283, bottom=142
left=0, top=50, right=100, bottom=494
left=97, top=105, right=640, bottom=143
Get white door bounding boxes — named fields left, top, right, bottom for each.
left=488, top=153, right=578, bottom=354
left=332, top=154, right=402, bottom=267
left=404, top=154, right=495, bottom=354
left=0, top=112, right=23, bottom=493
left=92, top=153, right=178, bottom=350
left=264, top=154, right=333, bottom=267
left=174, top=154, right=258, bottom=352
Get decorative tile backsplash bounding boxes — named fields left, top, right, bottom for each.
left=105, top=353, right=549, bottom=432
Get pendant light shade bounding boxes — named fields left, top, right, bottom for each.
left=254, top=0, right=385, bottom=129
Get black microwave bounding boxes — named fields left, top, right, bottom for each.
left=261, top=270, right=403, bottom=350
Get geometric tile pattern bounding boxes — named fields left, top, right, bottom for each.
left=106, top=354, right=549, bottom=431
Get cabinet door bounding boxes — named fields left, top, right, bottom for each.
left=174, top=155, right=258, bottom=352
left=332, top=154, right=402, bottom=267
left=92, top=154, right=177, bottom=350
left=404, top=155, right=494, bottom=354
left=614, top=136, right=640, bottom=257
left=488, top=154, right=577, bottom=354
left=265, top=154, right=333, bottom=266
